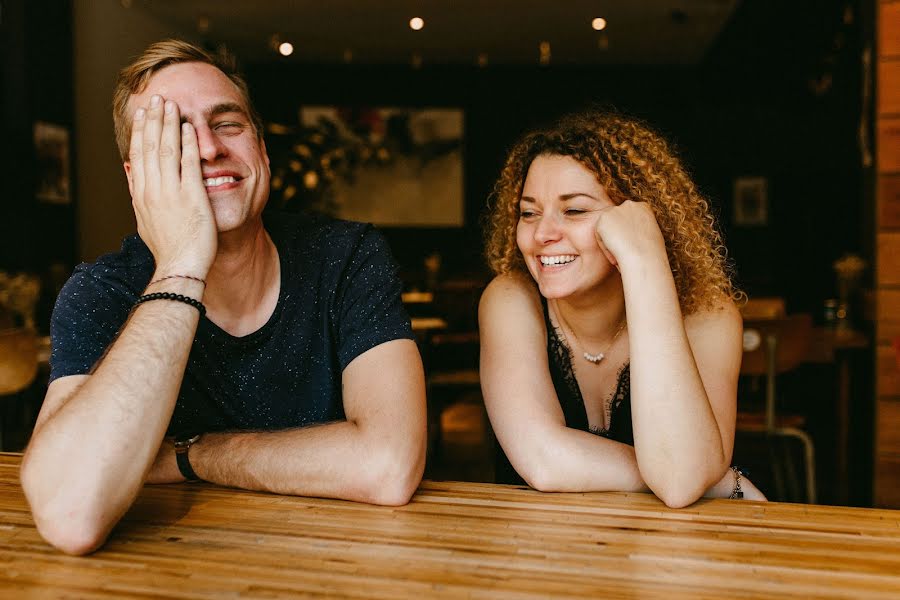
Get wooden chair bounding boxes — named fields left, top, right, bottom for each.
left=740, top=297, right=787, bottom=320
left=0, top=327, right=39, bottom=451
left=424, top=281, right=489, bottom=461
left=738, top=314, right=816, bottom=503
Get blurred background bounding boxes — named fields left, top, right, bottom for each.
left=1, top=0, right=897, bottom=509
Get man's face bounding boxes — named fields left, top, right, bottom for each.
left=124, top=62, right=270, bottom=234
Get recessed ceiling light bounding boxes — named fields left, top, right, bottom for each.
left=278, top=42, right=294, bottom=56
left=409, top=17, right=425, bottom=31
left=592, top=17, right=607, bottom=31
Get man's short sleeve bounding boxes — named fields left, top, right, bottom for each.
left=334, top=226, right=414, bottom=370
left=48, top=270, right=135, bottom=383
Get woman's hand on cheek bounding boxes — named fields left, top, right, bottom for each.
left=594, top=200, right=667, bottom=271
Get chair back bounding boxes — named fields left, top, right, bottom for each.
left=741, top=314, right=812, bottom=376
left=740, top=297, right=787, bottom=320
left=0, top=327, right=38, bottom=395
left=740, top=314, right=812, bottom=430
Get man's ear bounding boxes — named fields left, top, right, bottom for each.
left=123, top=162, right=134, bottom=197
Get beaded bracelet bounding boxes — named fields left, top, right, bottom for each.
left=728, top=466, right=744, bottom=499
left=133, top=292, right=206, bottom=317
left=149, top=274, right=207, bottom=287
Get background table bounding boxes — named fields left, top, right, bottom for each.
left=1, top=453, right=898, bottom=598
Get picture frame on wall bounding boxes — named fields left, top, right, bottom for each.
left=299, top=106, right=465, bottom=227
left=733, top=176, right=768, bottom=226
left=33, top=121, right=71, bottom=205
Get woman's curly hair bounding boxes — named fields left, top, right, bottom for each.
left=484, top=110, right=741, bottom=315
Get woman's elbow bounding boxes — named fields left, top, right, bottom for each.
left=647, top=471, right=709, bottom=508
left=655, top=486, right=702, bottom=509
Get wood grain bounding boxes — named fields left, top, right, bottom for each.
left=881, top=176, right=900, bottom=229
left=881, top=60, right=900, bottom=116
left=881, top=3, right=900, bottom=57
left=2, top=454, right=900, bottom=598
left=877, top=398, right=900, bottom=456
left=879, top=118, right=900, bottom=173
left=875, top=454, right=900, bottom=508
left=878, top=345, right=900, bottom=397
left=877, top=233, right=900, bottom=285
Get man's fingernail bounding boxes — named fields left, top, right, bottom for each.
left=135, top=108, right=145, bottom=120
left=150, top=95, right=161, bottom=107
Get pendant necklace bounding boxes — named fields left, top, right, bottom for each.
left=555, top=303, right=627, bottom=364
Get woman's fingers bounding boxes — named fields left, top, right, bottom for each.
left=594, top=208, right=619, bottom=268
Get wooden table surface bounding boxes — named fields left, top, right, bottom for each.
left=1, top=454, right=899, bottom=599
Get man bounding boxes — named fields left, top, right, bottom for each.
left=20, top=40, right=427, bottom=555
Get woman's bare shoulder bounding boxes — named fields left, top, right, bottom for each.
left=479, top=272, right=545, bottom=332
left=481, top=272, right=542, bottom=308
left=683, top=297, right=743, bottom=344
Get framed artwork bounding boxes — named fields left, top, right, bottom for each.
left=733, top=176, right=768, bottom=226
left=33, top=122, right=71, bottom=205
left=298, top=106, right=464, bottom=227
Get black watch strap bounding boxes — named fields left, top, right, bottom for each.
left=174, top=434, right=202, bottom=482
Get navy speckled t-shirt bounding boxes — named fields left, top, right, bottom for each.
left=49, top=211, right=415, bottom=437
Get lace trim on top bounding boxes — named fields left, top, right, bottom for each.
left=546, top=315, right=630, bottom=438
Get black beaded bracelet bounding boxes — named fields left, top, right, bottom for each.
left=133, top=291, right=206, bottom=317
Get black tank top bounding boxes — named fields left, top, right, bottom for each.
left=494, top=298, right=634, bottom=485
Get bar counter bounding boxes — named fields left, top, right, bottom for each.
left=1, top=454, right=898, bottom=598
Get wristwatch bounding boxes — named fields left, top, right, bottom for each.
left=173, top=433, right=203, bottom=482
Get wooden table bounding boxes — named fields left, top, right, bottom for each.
left=1, top=454, right=898, bottom=599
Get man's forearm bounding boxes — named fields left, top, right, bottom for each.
left=21, top=279, right=203, bottom=554
left=191, top=419, right=425, bottom=506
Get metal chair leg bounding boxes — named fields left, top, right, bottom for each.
left=777, top=427, right=817, bottom=504
left=768, top=435, right=786, bottom=501
left=782, top=437, right=801, bottom=502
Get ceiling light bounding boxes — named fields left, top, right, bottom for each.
left=591, top=17, right=607, bottom=31
left=477, top=53, right=489, bottom=68
left=278, top=42, right=294, bottom=56
left=539, top=41, right=551, bottom=65
left=409, top=17, right=425, bottom=31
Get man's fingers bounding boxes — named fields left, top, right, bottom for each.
left=128, top=107, right=146, bottom=199
left=160, top=100, right=182, bottom=191
left=141, top=95, right=164, bottom=198
left=180, top=122, right=205, bottom=196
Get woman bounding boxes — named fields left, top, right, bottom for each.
left=480, top=110, right=764, bottom=506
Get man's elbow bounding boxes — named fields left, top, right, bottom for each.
left=361, top=445, right=425, bottom=506
left=33, top=515, right=109, bottom=555
left=21, top=464, right=110, bottom=555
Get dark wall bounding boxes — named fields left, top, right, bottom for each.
left=0, top=0, right=76, bottom=275
left=247, top=0, right=867, bottom=315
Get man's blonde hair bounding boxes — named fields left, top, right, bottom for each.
left=112, top=39, right=263, bottom=161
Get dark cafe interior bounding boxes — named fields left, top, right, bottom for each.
left=1, top=1, right=900, bottom=596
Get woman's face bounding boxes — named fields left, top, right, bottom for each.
left=516, top=155, right=617, bottom=299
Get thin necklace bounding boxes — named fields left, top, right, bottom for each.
left=554, top=302, right=627, bottom=364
